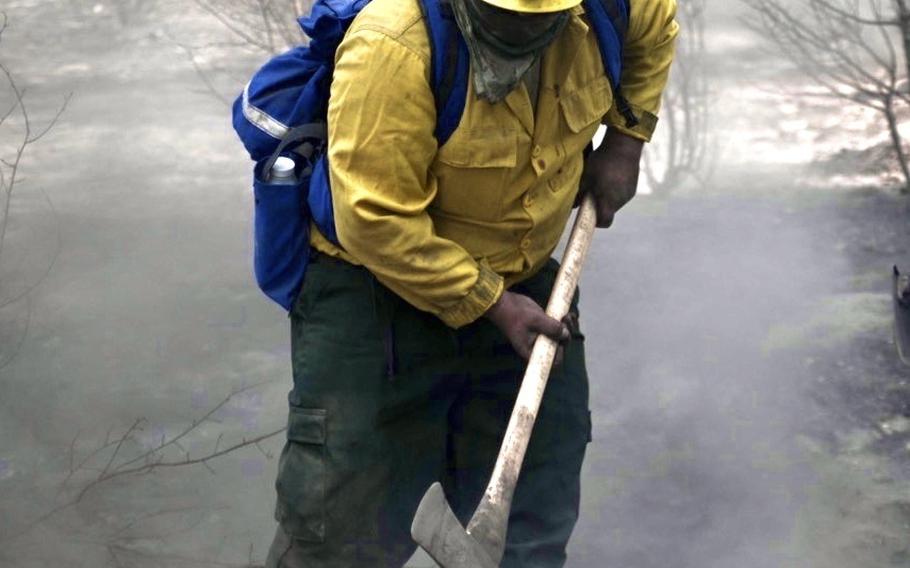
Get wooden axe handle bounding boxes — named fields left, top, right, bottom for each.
left=466, top=193, right=598, bottom=562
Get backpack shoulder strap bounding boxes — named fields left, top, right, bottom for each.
left=582, top=0, right=639, bottom=128
left=417, top=0, right=470, bottom=147
left=412, top=0, right=640, bottom=141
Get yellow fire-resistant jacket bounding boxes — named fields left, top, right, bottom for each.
left=311, top=0, right=678, bottom=328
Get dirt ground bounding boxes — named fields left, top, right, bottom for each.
left=1, top=2, right=908, bottom=567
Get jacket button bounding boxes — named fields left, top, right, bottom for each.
left=520, top=238, right=531, bottom=250
left=532, top=145, right=542, bottom=157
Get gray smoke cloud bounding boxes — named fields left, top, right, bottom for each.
left=1, top=1, right=908, bottom=567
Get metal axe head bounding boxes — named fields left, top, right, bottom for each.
left=410, top=483, right=501, bottom=568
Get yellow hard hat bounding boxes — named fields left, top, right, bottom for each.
left=477, top=0, right=583, bottom=13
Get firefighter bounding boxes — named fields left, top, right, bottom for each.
left=266, top=0, right=678, bottom=565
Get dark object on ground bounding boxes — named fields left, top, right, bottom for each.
left=894, top=266, right=910, bottom=365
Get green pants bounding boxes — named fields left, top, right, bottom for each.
left=265, top=252, right=591, bottom=568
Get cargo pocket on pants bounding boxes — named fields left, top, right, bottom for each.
left=274, top=406, right=327, bottom=542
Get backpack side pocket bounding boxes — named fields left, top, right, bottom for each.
left=253, top=158, right=312, bottom=311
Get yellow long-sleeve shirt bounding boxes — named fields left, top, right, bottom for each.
left=312, top=0, right=678, bottom=328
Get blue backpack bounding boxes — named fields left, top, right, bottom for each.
left=233, top=0, right=634, bottom=311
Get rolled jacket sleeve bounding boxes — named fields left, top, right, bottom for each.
left=605, top=0, right=679, bottom=141
left=326, top=29, right=504, bottom=329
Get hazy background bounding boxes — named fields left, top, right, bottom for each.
left=1, top=1, right=908, bottom=567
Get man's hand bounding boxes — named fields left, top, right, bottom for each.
left=580, top=128, right=644, bottom=228
left=485, top=291, right=570, bottom=364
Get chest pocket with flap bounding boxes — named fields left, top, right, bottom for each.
left=432, top=128, right=519, bottom=223
left=559, top=75, right=613, bottom=134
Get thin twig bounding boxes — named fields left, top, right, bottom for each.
left=27, top=92, right=72, bottom=144
left=1, top=381, right=283, bottom=544
left=0, top=293, right=31, bottom=371
left=0, top=183, right=64, bottom=309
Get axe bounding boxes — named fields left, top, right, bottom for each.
left=411, top=194, right=599, bottom=567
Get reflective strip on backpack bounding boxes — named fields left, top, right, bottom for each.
left=242, top=82, right=290, bottom=140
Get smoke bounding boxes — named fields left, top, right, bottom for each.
left=559, top=4, right=910, bottom=563
left=2, top=1, right=908, bottom=567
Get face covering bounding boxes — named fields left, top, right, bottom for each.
left=451, top=0, right=569, bottom=103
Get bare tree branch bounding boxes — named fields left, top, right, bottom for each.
left=171, top=38, right=233, bottom=107
left=0, top=18, right=70, bottom=375
left=744, top=0, right=910, bottom=192
left=0, top=293, right=31, bottom=371
left=814, top=0, right=900, bottom=26
left=644, top=0, right=714, bottom=194
left=180, top=0, right=311, bottom=103
left=0, top=60, right=30, bottom=262
left=27, top=92, right=72, bottom=144
left=1, top=381, right=284, bottom=544
left=0, top=183, right=64, bottom=309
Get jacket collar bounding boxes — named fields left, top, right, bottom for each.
left=498, top=4, right=591, bottom=135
